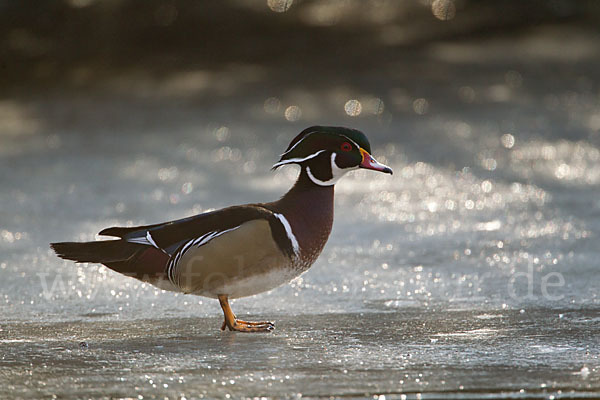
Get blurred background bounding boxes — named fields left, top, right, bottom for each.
left=1, top=0, right=600, bottom=398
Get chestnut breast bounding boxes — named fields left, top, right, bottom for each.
left=267, top=182, right=334, bottom=271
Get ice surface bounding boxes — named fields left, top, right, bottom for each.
left=1, top=309, right=598, bottom=399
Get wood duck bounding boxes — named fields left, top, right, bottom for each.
left=51, top=126, right=392, bottom=332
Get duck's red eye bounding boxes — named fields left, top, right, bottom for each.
left=340, top=142, right=352, bottom=152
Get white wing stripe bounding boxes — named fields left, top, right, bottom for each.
left=167, top=226, right=242, bottom=287
left=128, top=231, right=169, bottom=257
left=146, top=231, right=159, bottom=249
left=127, top=236, right=151, bottom=245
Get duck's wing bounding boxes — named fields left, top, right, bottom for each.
left=99, top=205, right=298, bottom=259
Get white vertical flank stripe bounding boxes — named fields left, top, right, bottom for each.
left=273, top=213, right=300, bottom=257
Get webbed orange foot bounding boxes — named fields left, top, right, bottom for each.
left=221, top=319, right=275, bottom=332
left=218, top=294, right=275, bottom=333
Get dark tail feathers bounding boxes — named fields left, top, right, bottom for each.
left=51, top=240, right=141, bottom=264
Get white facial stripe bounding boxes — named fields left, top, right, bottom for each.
left=279, top=130, right=321, bottom=157
left=272, top=149, right=326, bottom=168
left=306, top=153, right=355, bottom=186
left=273, top=213, right=300, bottom=257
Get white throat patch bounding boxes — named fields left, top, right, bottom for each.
left=306, top=153, right=355, bottom=186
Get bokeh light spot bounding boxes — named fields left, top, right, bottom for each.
left=481, top=180, right=493, bottom=193
left=481, top=158, right=497, bottom=171
left=364, top=97, right=385, bottom=115
left=267, top=0, right=293, bottom=13
left=284, top=105, right=302, bottom=121
left=413, top=98, right=429, bottom=115
left=181, top=182, right=193, bottom=194
left=555, top=163, right=570, bottom=179
left=344, top=99, right=362, bottom=116
left=1, top=230, right=15, bottom=243
left=264, top=97, right=281, bottom=114
left=431, top=0, right=456, bottom=21
left=501, top=133, right=515, bottom=149
left=215, top=126, right=230, bottom=142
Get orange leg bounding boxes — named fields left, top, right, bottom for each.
left=218, top=295, right=274, bottom=332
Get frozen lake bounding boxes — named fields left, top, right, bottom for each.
left=1, top=6, right=599, bottom=398
left=1, top=309, right=598, bottom=399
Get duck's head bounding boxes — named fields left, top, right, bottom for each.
left=272, top=126, right=392, bottom=186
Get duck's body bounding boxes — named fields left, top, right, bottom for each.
left=52, top=126, right=391, bottom=332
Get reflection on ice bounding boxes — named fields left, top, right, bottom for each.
left=510, top=140, right=600, bottom=184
